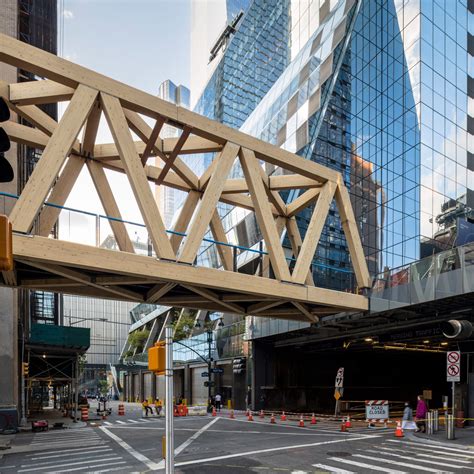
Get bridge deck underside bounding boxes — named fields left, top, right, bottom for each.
left=8, top=235, right=368, bottom=322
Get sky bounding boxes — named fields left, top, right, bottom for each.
left=58, top=0, right=191, bottom=240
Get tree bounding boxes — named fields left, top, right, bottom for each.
left=98, top=379, right=109, bottom=396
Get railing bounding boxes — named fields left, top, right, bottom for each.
left=1, top=191, right=357, bottom=292
left=371, top=241, right=474, bottom=312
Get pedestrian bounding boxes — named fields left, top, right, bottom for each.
left=402, top=402, right=416, bottom=430
left=154, top=398, right=162, bottom=416
left=415, top=395, right=428, bottom=433
left=246, top=385, right=252, bottom=410
left=215, top=393, right=222, bottom=412
left=142, top=399, right=152, bottom=417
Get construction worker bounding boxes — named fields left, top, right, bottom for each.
left=154, top=398, right=162, bottom=416
left=142, top=399, right=152, bottom=417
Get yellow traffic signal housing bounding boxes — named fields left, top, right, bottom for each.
left=22, top=362, right=29, bottom=376
left=148, top=342, right=165, bottom=374
left=0, top=215, right=13, bottom=271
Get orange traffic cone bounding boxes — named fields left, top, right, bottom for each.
left=248, top=412, right=254, bottom=421
left=298, top=415, right=304, bottom=427
left=341, top=420, right=347, bottom=432
left=212, top=407, right=217, bottom=417
left=281, top=411, right=287, bottom=421
left=345, top=416, right=352, bottom=428
left=259, top=410, right=264, bottom=419
left=270, top=413, right=276, bottom=424
left=311, top=413, right=317, bottom=425
left=395, top=420, right=404, bottom=438
left=230, top=409, right=235, bottom=419
left=246, top=409, right=250, bottom=417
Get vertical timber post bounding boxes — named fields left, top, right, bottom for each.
left=165, top=324, right=174, bottom=473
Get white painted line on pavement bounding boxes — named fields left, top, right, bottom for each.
left=128, top=419, right=139, bottom=423
left=378, top=446, right=472, bottom=463
left=115, top=420, right=127, bottom=424
left=99, top=426, right=161, bottom=471
left=103, top=421, right=112, bottom=425
left=18, top=456, right=121, bottom=472
left=154, top=416, right=221, bottom=470
left=328, top=457, right=406, bottom=473
left=30, top=447, right=113, bottom=460
left=171, top=435, right=381, bottom=469
left=364, top=448, right=465, bottom=469
left=92, top=463, right=130, bottom=474
left=353, top=454, right=452, bottom=473
left=387, top=439, right=473, bottom=454
left=383, top=443, right=474, bottom=459
left=53, top=461, right=127, bottom=473
left=312, top=464, right=355, bottom=473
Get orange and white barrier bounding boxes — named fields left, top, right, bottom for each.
left=81, top=407, right=89, bottom=422
left=118, top=403, right=125, bottom=416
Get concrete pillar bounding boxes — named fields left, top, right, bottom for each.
left=0, top=288, right=18, bottom=428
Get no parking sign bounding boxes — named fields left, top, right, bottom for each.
left=447, top=351, right=461, bottom=382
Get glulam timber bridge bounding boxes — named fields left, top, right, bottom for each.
left=0, top=33, right=370, bottom=322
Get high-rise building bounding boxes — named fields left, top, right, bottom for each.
left=156, top=80, right=190, bottom=228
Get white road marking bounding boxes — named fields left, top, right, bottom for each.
left=103, top=421, right=112, bottom=425
left=115, top=420, right=127, bottom=424
left=100, top=426, right=161, bottom=470
left=378, top=446, right=472, bottom=463
left=172, top=435, right=381, bottom=468
left=387, top=439, right=473, bottom=454
left=18, top=456, right=121, bottom=472
left=354, top=454, right=453, bottom=473
left=328, top=457, right=406, bottom=473
left=312, top=464, right=355, bottom=473
left=128, top=419, right=139, bottom=423
left=30, top=447, right=113, bottom=460
left=91, top=463, right=130, bottom=474
left=383, top=443, right=474, bottom=459
left=364, top=448, right=465, bottom=469
left=53, top=460, right=127, bottom=473
left=25, top=444, right=109, bottom=457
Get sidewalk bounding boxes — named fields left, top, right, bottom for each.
left=23, top=407, right=87, bottom=431
left=410, top=426, right=474, bottom=450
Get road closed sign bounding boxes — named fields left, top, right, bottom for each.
left=447, top=351, right=461, bottom=382
left=365, top=400, right=389, bottom=421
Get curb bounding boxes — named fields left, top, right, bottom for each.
left=408, top=432, right=474, bottom=451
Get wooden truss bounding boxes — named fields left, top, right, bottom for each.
left=0, top=33, right=370, bottom=322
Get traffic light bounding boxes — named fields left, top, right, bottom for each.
left=0, top=214, right=12, bottom=271
left=0, top=97, right=13, bottom=183
left=22, top=362, right=29, bottom=376
left=148, top=341, right=165, bottom=375
left=233, top=357, right=246, bottom=374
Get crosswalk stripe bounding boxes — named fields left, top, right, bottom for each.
left=354, top=454, right=453, bottom=473
left=383, top=443, right=474, bottom=459
left=18, top=455, right=122, bottom=472
left=26, top=445, right=109, bottom=457
left=128, top=419, right=139, bottom=423
left=387, top=439, right=473, bottom=454
left=312, top=463, right=355, bottom=473
left=364, top=448, right=465, bottom=469
left=328, top=457, right=406, bottom=473
left=115, top=420, right=127, bottom=424
left=103, top=421, right=112, bottom=425
left=378, top=446, right=472, bottom=463
left=52, top=461, right=127, bottom=473
left=30, top=440, right=105, bottom=448
left=30, top=448, right=113, bottom=461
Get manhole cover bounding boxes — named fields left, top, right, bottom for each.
left=326, top=451, right=352, bottom=457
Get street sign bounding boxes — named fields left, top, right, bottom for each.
left=447, top=351, right=460, bottom=382
left=204, top=381, right=215, bottom=387
left=211, top=368, right=224, bottom=374
left=334, top=389, right=342, bottom=400
left=365, top=400, right=389, bottom=421
left=201, top=372, right=209, bottom=377
left=335, top=367, right=344, bottom=388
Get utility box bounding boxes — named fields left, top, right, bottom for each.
left=148, top=342, right=165, bottom=375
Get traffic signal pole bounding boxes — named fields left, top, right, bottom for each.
left=165, top=324, right=174, bottom=474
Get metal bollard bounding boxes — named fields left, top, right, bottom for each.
left=433, top=409, right=439, bottom=432
left=427, top=411, right=433, bottom=435
left=447, top=414, right=455, bottom=440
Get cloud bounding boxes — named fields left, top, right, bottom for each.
left=63, top=9, right=74, bottom=19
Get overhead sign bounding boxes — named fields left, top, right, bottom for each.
left=447, top=351, right=461, bottom=382
left=365, top=400, right=389, bottom=421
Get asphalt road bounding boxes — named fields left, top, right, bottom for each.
left=2, top=404, right=474, bottom=473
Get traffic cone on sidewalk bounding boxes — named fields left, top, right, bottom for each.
left=395, top=420, right=404, bottom=438
left=298, top=415, right=304, bottom=427
left=230, top=409, right=235, bottom=419
left=345, top=416, right=352, bottom=428
left=248, top=411, right=254, bottom=421
left=212, top=407, right=217, bottom=417
left=311, top=413, right=317, bottom=425
left=281, top=411, right=287, bottom=421
left=246, top=409, right=250, bottom=417
left=341, top=419, right=347, bottom=432
left=270, top=413, right=276, bottom=424
left=259, top=410, right=264, bottom=419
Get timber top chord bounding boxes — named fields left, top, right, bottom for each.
left=0, top=33, right=370, bottom=321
